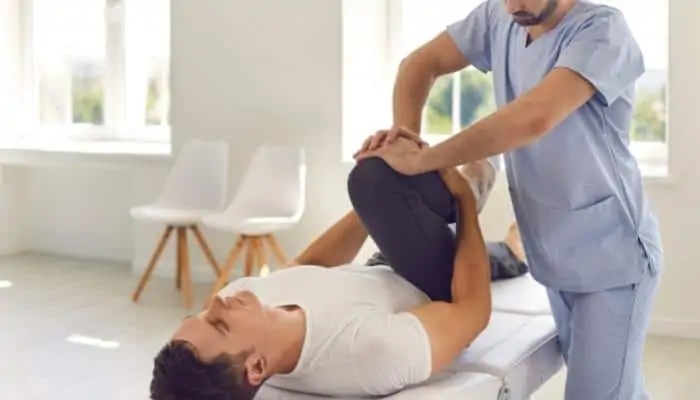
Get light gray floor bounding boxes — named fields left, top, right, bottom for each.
left=1, top=253, right=698, bottom=399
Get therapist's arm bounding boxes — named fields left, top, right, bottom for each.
left=393, top=0, right=495, bottom=135
left=416, top=8, right=641, bottom=172
left=392, top=31, right=472, bottom=133
left=289, top=211, right=368, bottom=268
left=408, top=176, right=492, bottom=373
left=419, top=67, right=596, bottom=172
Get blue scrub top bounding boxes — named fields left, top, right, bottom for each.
left=447, top=0, right=663, bottom=292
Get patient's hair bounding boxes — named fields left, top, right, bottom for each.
left=150, top=340, right=261, bottom=400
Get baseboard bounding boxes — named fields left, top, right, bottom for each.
left=649, top=317, right=700, bottom=340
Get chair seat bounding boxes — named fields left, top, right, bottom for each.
left=130, top=205, right=220, bottom=225
left=202, top=215, right=298, bottom=235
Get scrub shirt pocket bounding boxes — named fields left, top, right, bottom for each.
left=510, top=188, right=643, bottom=289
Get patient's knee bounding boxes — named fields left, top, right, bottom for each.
left=347, top=157, right=396, bottom=208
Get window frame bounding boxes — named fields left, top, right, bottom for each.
left=16, top=0, right=170, bottom=144
left=384, top=0, right=669, bottom=174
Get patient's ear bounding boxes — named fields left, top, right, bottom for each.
left=245, top=354, right=268, bottom=386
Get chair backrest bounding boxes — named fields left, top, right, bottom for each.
left=155, top=140, right=229, bottom=210
left=224, top=145, right=306, bottom=220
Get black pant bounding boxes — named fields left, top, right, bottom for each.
left=348, top=157, right=527, bottom=302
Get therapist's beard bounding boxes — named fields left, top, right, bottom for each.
left=512, top=0, right=559, bottom=26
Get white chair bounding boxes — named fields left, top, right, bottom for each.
left=131, top=140, right=229, bottom=309
left=203, top=145, right=306, bottom=296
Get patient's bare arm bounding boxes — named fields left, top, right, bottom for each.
left=289, top=211, right=368, bottom=268
left=407, top=169, right=492, bottom=374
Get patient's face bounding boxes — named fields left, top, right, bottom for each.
left=171, top=290, right=270, bottom=361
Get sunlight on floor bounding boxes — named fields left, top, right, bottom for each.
left=66, top=334, right=121, bottom=350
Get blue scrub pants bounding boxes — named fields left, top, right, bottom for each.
left=547, top=263, right=660, bottom=400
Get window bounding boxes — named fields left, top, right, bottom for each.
left=19, top=0, right=170, bottom=142
left=389, top=0, right=669, bottom=171
left=390, top=0, right=498, bottom=137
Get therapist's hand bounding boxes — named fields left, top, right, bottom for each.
left=353, top=126, right=427, bottom=159
left=356, top=136, right=429, bottom=176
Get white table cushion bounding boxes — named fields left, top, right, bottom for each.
left=256, top=371, right=504, bottom=400
left=449, top=311, right=564, bottom=397
left=491, top=274, right=552, bottom=315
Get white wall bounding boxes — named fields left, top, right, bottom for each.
left=12, top=0, right=367, bottom=282
left=1, top=0, right=699, bottom=338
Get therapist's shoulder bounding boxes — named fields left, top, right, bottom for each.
left=564, top=2, right=633, bottom=38
left=443, top=0, right=511, bottom=72
left=449, top=0, right=511, bottom=32
left=477, top=0, right=513, bottom=28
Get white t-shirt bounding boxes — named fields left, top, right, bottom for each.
left=217, top=264, right=433, bottom=397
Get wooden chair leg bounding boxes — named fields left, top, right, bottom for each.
left=264, top=234, right=287, bottom=266
left=176, top=227, right=184, bottom=290
left=177, top=227, right=194, bottom=309
left=176, top=241, right=182, bottom=290
left=208, top=236, right=247, bottom=301
left=132, top=225, right=174, bottom=303
left=244, top=237, right=256, bottom=277
left=189, top=225, right=222, bottom=277
left=254, top=237, right=268, bottom=276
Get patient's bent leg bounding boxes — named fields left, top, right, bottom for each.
left=366, top=240, right=528, bottom=282
left=348, top=157, right=455, bottom=301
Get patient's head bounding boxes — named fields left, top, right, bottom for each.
left=150, top=291, right=273, bottom=399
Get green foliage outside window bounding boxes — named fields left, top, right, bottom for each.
left=424, top=68, right=667, bottom=143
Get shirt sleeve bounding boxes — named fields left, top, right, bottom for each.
left=446, top=0, right=496, bottom=73
left=351, top=312, right=432, bottom=396
left=554, top=8, right=645, bottom=106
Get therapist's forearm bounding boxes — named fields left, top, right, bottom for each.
left=420, top=99, right=548, bottom=171
left=392, top=58, right=437, bottom=133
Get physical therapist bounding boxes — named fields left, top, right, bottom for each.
left=356, top=0, right=663, bottom=399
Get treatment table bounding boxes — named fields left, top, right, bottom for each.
left=491, top=273, right=553, bottom=316
left=256, top=275, right=563, bottom=399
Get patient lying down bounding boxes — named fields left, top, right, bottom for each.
left=149, top=141, right=527, bottom=399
